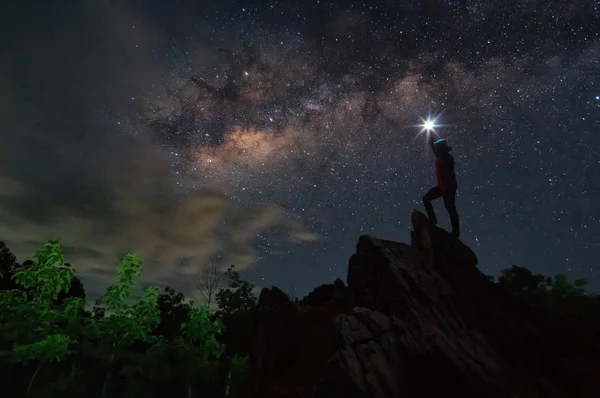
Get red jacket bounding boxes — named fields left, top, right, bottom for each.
left=435, top=156, right=457, bottom=191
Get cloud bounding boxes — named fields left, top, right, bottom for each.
left=0, top=177, right=25, bottom=198
left=0, top=2, right=320, bottom=299
left=289, top=231, right=321, bottom=243
left=0, top=171, right=317, bottom=298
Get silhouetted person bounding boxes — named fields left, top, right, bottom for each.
left=423, top=135, right=460, bottom=237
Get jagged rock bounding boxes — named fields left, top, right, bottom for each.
left=300, top=278, right=354, bottom=308
left=249, top=285, right=353, bottom=398
left=315, top=307, right=405, bottom=398
left=249, top=210, right=600, bottom=398
left=410, top=208, right=478, bottom=267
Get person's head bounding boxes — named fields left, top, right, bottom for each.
left=433, top=138, right=452, bottom=156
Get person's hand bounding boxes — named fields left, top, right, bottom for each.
left=428, top=133, right=436, bottom=152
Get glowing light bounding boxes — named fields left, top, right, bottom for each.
left=411, top=111, right=447, bottom=141
left=418, top=117, right=439, bottom=135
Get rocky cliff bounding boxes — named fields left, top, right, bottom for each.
left=248, top=210, right=600, bottom=398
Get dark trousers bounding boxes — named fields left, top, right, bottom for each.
left=423, top=186, right=460, bottom=235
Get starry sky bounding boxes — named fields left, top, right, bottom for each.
left=1, top=0, right=599, bottom=300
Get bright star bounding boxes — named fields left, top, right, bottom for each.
left=411, top=110, right=447, bottom=140
left=418, top=116, right=440, bottom=135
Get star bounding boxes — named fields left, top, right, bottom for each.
left=413, top=113, right=446, bottom=139
left=2, top=0, right=599, bottom=302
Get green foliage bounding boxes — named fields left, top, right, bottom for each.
left=0, top=241, right=248, bottom=397
left=496, top=265, right=589, bottom=298
left=182, top=306, right=224, bottom=353
left=12, top=334, right=74, bottom=363
left=0, top=241, right=81, bottom=350
left=12, top=241, right=73, bottom=302
left=494, top=265, right=597, bottom=316
left=100, top=253, right=143, bottom=310
left=215, top=264, right=257, bottom=318
left=177, top=306, right=226, bottom=386
left=89, top=253, right=160, bottom=347
left=497, top=265, right=552, bottom=296
left=0, top=241, right=83, bottom=396
left=83, top=253, right=164, bottom=396
left=550, top=274, right=587, bottom=299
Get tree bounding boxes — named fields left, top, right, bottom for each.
left=215, top=265, right=257, bottom=369
left=549, top=274, right=587, bottom=299
left=196, top=262, right=223, bottom=307
left=494, top=265, right=597, bottom=317
left=0, top=241, right=18, bottom=290
left=496, top=265, right=552, bottom=297
left=215, top=265, right=257, bottom=318
left=55, top=263, right=86, bottom=303
left=120, top=301, right=227, bottom=398
left=155, top=286, right=192, bottom=340
left=176, top=306, right=226, bottom=397
left=0, top=241, right=84, bottom=396
left=496, top=265, right=590, bottom=301
left=85, top=253, right=161, bottom=398
left=0, top=241, right=234, bottom=397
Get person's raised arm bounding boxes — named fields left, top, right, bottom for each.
left=429, top=134, right=436, bottom=154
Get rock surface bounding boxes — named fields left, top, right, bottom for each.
left=249, top=285, right=352, bottom=398
left=248, top=210, right=600, bottom=398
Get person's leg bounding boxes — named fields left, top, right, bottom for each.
left=443, top=189, right=460, bottom=237
left=422, top=186, right=443, bottom=224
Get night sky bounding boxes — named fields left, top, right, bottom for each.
left=1, top=1, right=599, bottom=300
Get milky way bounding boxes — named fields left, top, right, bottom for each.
left=1, top=0, right=599, bottom=298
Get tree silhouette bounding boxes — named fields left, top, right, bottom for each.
left=0, top=241, right=18, bottom=290
left=196, top=263, right=223, bottom=307
left=497, top=265, right=552, bottom=298
left=156, top=287, right=192, bottom=341
left=215, top=265, right=256, bottom=318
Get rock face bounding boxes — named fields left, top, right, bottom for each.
left=249, top=285, right=353, bottom=398
left=248, top=210, right=600, bottom=398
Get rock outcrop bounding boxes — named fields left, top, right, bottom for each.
left=249, top=285, right=353, bottom=397
left=248, top=210, right=600, bottom=398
